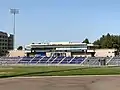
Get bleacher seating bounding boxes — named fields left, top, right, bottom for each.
left=18, top=57, right=33, bottom=64
left=0, top=57, right=21, bottom=64
left=83, top=57, right=103, bottom=65
left=107, top=56, right=120, bottom=65
left=0, top=56, right=86, bottom=65
left=51, top=57, right=64, bottom=64
left=0, top=56, right=118, bottom=66
left=69, top=57, right=84, bottom=64
left=30, top=56, right=42, bottom=64
left=60, top=57, right=72, bottom=64
left=46, top=57, right=56, bottom=64
left=38, top=57, right=49, bottom=64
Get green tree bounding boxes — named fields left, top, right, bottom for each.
left=17, top=46, right=23, bottom=50
left=93, top=33, right=120, bottom=49
left=82, top=38, right=90, bottom=44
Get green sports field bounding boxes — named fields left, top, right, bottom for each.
left=0, top=66, right=120, bottom=78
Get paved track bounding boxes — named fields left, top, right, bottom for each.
left=0, top=76, right=120, bottom=90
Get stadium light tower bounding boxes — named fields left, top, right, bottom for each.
left=10, top=8, right=19, bottom=49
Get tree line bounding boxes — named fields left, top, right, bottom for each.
left=83, top=33, right=120, bottom=50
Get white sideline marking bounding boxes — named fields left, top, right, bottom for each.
left=9, top=75, right=120, bottom=79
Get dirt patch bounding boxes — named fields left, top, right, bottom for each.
left=0, top=72, right=13, bottom=74
left=0, top=76, right=119, bottom=90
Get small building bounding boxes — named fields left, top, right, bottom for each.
left=8, top=50, right=25, bottom=57
left=94, top=49, right=117, bottom=57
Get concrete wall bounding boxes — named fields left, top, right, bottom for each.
left=8, top=50, right=25, bottom=57
left=46, top=52, right=51, bottom=57
left=72, top=53, right=91, bottom=57
left=95, top=49, right=116, bottom=57
left=66, top=52, right=71, bottom=57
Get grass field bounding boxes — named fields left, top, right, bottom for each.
left=0, top=66, right=120, bottom=78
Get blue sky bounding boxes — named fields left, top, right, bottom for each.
left=0, top=0, right=120, bottom=47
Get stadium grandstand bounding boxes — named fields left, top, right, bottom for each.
left=0, top=42, right=119, bottom=66
left=0, top=53, right=120, bottom=66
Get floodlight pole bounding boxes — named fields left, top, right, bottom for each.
left=10, top=9, right=19, bottom=50
left=13, top=12, right=15, bottom=37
